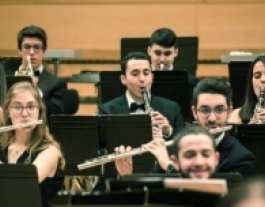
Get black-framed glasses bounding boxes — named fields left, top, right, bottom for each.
left=196, top=107, right=228, bottom=116
left=22, top=44, right=43, bottom=52
left=10, top=104, right=39, bottom=115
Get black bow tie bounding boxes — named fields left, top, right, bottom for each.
left=34, top=70, right=40, bottom=76
left=130, top=102, right=145, bottom=112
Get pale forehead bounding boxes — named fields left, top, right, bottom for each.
left=197, top=93, right=227, bottom=107
left=10, top=90, right=35, bottom=104
left=126, top=59, right=151, bottom=71
left=22, top=37, right=42, bottom=44
left=253, top=61, right=265, bottom=73
left=179, top=134, right=214, bottom=151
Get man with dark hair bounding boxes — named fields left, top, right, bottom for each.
left=147, top=28, right=198, bottom=102
left=3, top=25, right=68, bottom=117
left=115, top=78, right=256, bottom=178
left=99, top=51, right=185, bottom=140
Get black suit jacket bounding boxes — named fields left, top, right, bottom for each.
left=216, top=133, right=256, bottom=177
left=151, top=133, right=256, bottom=177
left=98, top=94, right=185, bottom=139
left=4, top=66, right=67, bottom=118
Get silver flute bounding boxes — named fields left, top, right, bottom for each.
left=0, top=120, right=43, bottom=133
left=77, top=125, right=233, bottom=170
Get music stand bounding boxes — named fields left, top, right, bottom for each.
left=121, top=37, right=199, bottom=75
left=0, top=164, right=42, bottom=207
left=49, top=114, right=153, bottom=176
left=98, top=71, right=191, bottom=122
left=5, top=75, right=32, bottom=91
left=228, top=61, right=252, bottom=109
left=99, top=114, right=153, bottom=175
left=229, top=124, right=265, bottom=175
left=49, top=115, right=101, bottom=176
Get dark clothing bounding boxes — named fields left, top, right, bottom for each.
left=0, top=145, right=57, bottom=207
left=173, top=67, right=198, bottom=104
left=151, top=133, right=256, bottom=177
left=216, top=133, right=255, bottom=177
left=98, top=94, right=185, bottom=139
left=4, top=66, right=67, bottom=118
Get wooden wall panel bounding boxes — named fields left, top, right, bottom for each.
left=197, top=4, right=265, bottom=51
left=0, top=0, right=202, bottom=4
left=0, top=4, right=197, bottom=53
left=0, top=4, right=265, bottom=61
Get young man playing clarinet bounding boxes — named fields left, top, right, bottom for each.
left=98, top=51, right=185, bottom=140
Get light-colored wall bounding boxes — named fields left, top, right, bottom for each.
left=0, top=2, right=265, bottom=59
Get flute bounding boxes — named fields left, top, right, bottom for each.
left=0, top=120, right=43, bottom=133
left=77, top=125, right=233, bottom=170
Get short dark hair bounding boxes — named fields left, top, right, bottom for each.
left=239, top=56, right=265, bottom=121
left=120, top=52, right=151, bottom=75
left=172, top=125, right=216, bottom=157
left=192, top=78, right=232, bottom=107
left=150, top=28, right=177, bottom=48
left=17, top=25, right=47, bottom=50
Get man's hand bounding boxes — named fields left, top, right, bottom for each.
left=150, top=111, right=171, bottom=137
left=114, top=145, right=133, bottom=176
left=143, top=139, right=171, bottom=171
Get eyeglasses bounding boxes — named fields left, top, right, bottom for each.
left=196, top=107, right=228, bottom=116
left=154, top=50, right=173, bottom=56
left=22, top=44, right=43, bottom=52
left=10, top=104, right=39, bottom=115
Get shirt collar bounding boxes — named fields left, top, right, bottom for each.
left=151, top=64, right=174, bottom=71
left=126, top=90, right=144, bottom=108
left=215, top=132, right=225, bottom=146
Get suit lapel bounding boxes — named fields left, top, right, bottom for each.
left=37, top=69, right=52, bottom=94
left=117, top=95, right=130, bottom=114
left=216, top=133, right=236, bottom=170
left=150, top=95, right=160, bottom=111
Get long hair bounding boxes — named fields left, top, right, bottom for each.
left=239, top=56, right=265, bottom=122
left=0, top=82, right=65, bottom=169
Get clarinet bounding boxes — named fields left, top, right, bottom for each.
left=252, top=87, right=265, bottom=124
left=140, top=87, right=163, bottom=139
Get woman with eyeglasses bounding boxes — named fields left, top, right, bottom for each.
left=0, top=81, right=65, bottom=207
left=229, top=56, right=265, bottom=124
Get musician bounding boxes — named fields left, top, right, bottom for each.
left=3, top=25, right=67, bottom=118
left=229, top=56, right=265, bottom=124
left=116, top=78, right=256, bottom=177
left=116, top=125, right=219, bottom=178
left=147, top=28, right=198, bottom=103
left=98, top=51, right=185, bottom=140
left=0, top=82, right=65, bottom=207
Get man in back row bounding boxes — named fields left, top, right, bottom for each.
left=148, top=28, right=198, bottom=102
left=115, top=78, right=256, bottom=178
left=2, top=25, right=68, bottom=118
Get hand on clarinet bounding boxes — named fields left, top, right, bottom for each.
left=114, top=145, right=133, bottom=176
left=150, top=111, right=171, bottom=138
left=249, top=108, right=265, bottom=124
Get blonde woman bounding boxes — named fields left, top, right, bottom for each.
left=0, top=81, right=65, bottom=207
